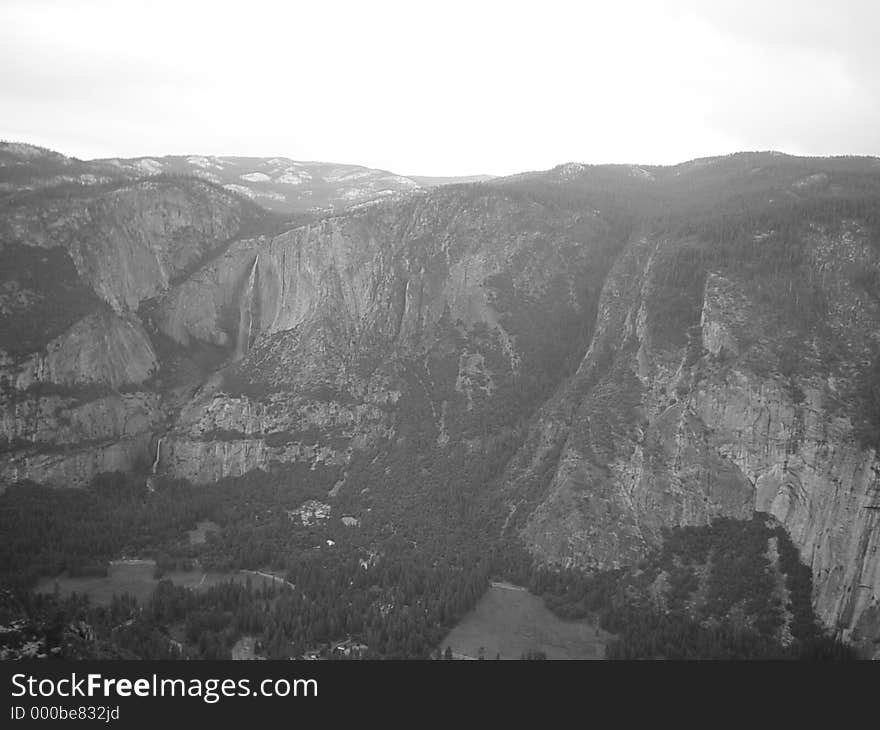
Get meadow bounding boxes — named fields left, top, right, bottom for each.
left=439, top=582, right=610, bottom=660
left=32, top=560, right=282, bottom=607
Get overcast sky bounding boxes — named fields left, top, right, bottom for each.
left=2, top=0, right=879, bottom=175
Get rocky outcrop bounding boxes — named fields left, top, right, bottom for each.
left=11, top=310, right=157, bottom=389
left=2, top=178, right=264, bottom=313
left=0, top=433, right=153, bottom=489
left=0, top=386, right=162, bottom=491
left=0, top=391, right=161, bottom=446
left=70, top=181, right=258, bottom=312
left=0, top=307, right=162, bottom=493
left=153, top=242, right=260, bottom=349
left=160, top=389, right=396, bottom=484
left=692, top=364, right=880, bottom=638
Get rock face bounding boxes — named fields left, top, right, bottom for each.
left=0, top=310, right=161, bottom=489
left=161, top=389, right=397, bottom=483
left=501, top=217, right=880, bottom=641
left=0, top=172, right=269, bottom=489
left=158, top=190, right=582, bottom=356
left=0, top=391, right=161, bottom=447
left=154, top=186, right=618, bottom=483
left=3, top=146, right=880, bottom=643
left=505, top=238, right=756, bottom=570
left=1, top=179, right=263, bottom=312
left=1, top=430, right=155, bottom=489
left=13, top=311, right=157, bottom=389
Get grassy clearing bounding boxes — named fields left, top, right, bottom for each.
left=33, top=560, right=251, bottom=606
left=439, top=582, right=611, bottom=660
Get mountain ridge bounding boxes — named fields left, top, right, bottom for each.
left=0, top=141, right=498, bottom=215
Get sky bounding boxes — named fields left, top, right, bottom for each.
left=1, top=0, right=879, bottom=176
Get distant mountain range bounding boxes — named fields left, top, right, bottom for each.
left=0, top=141, right=494, bottom=214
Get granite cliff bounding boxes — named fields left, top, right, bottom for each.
left=154, top=186, right=618, bottom=483
left=0, top=150, right=272, bottom=487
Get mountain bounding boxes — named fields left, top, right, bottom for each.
left=0, top=142, right=125, bottom=191
left=94, top=155, right=424, bottom=214
left=2, top=145, right=880, bottom=657
left=0, top=141, right=495, bottom=215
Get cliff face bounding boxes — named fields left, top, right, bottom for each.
left=154, top=187, right=618, bottom=483
left=13, top=311, right=157, bottom=389
left=504, top=237, right=755, bottom=570
left=501, top=218, right=880, bottom=643
left=0, top=395, right=159, bottom=488
left=1, top=179, right=264, bottom=312
left=0, top=176, right=269, bottom=489
left=0, top=310, right=162, bottom=488
left=161, top=388, right=398, bottom=483
left=690, top=234, right=880, bottom=642
left=156, top=190, right=600, bottom=361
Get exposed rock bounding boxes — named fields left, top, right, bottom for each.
left=0, top=391, right=161, bottom=446
left=504, top=223, right=880, bottom=638
left=0, top=433, right=153, bottom=489
left=152, top=186, right=611, bottom=482
left=12, top=311, right=157, bottom=389
left=1, top=178, right=265, bottom=313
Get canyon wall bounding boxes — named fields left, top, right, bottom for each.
left=502, top=225, right=880, bottom=641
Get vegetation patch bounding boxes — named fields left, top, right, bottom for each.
left=0, top=243, right=104, bottom=357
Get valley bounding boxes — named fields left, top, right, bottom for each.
left=2, top=142, right=880, bottom=659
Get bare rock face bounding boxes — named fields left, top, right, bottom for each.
left=156, top=190, right=577, bottom=368
left=151, top=187, right=615, bottom=484
left=0, top=176, right=267, bottom=491
left=507, top=237, right=754, bottom=570
left=69, top=182, right=256, bottom=312
left=688, top=237, right=880, bottom=637
left=0, top=392, right=161, bottom=446
left=153, top=241, right=260, bottom=348
left=0, top=310, right=162, bottom=491
left=504, top=222, right=880, bottom=637
left=0, top=434, right=153, bottom=489
left=1, top=179, right=264, bottom=313
left=160, top=388, right=397, bottom=484
left=12, top=311, right=157, bottom=389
